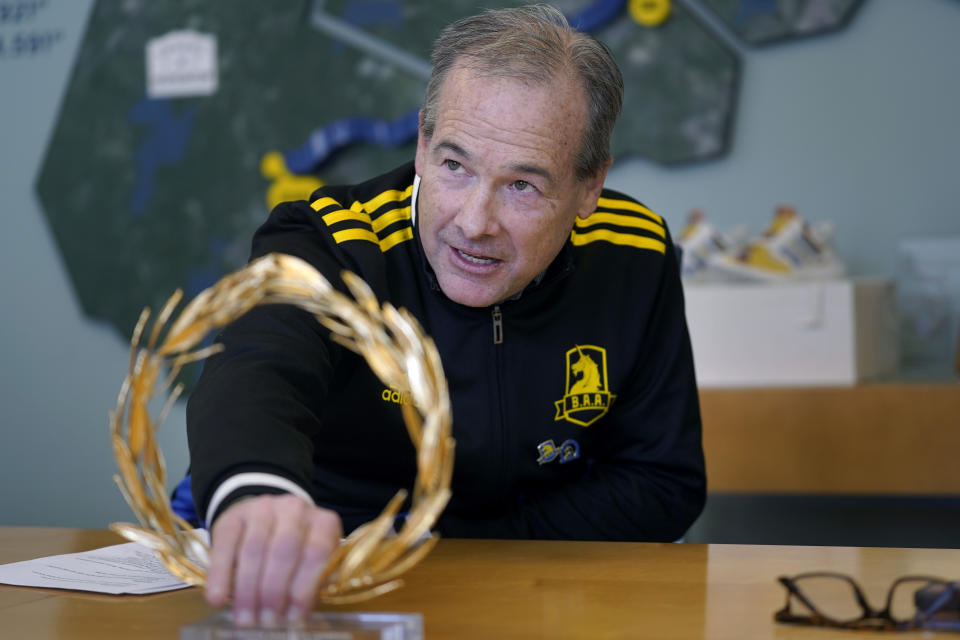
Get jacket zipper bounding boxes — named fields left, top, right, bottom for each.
left=492, top=305, right=504, bottom=344
left=492, top=304, right=507, bottom=500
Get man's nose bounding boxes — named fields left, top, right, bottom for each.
left=454, top=185, right=500, bottom=239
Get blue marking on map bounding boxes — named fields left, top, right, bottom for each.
left=283, top=107, right=420, bottom=174
left=343, top=0, right=402, bottom=26
left=129, top=97, right=196, bottom=215
left=735, top=0, right=778, bottom=25
left=569, top=0, right=626, bottom=33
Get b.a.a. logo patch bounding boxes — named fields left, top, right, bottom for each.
left=554, top=345, right=616, bottom=427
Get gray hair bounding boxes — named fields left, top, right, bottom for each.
left=420, top=4, right=623, bottom=181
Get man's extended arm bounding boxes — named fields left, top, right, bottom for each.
left=187, top=204, right=355, bottom=626
left=186, top=299, right=345, bottom=626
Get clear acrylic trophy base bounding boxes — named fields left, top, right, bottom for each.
left=180, top=611, right=423, bottom=640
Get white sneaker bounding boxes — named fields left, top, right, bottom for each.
left=677, top=209, right=746, bottom=281
left=710, top=205, right=845, bottom=282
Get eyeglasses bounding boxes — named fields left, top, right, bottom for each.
left=775, top=572, right=960, bottom=632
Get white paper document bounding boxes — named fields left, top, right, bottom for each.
left=0, top=540, right=196, bottom=595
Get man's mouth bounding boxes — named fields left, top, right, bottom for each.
left=455, top=247, right=499, bottom=266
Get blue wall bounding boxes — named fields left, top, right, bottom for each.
left=1, top=1, right=957, bottom=529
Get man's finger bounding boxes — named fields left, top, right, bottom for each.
left=206, top=512, right=244, bottom=607
left=257, top=496, right=309, bottom=624
left=286, top=508, right=342, bottom=622
left=231, top=509, right=273, bottom=627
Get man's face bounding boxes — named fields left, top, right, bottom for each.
left=415, top=65, right=609, bottom=307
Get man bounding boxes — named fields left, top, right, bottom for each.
left=187, top=4, right=705, bottom=628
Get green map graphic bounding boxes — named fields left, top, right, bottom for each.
left=35, top=0, right=863, bottom=373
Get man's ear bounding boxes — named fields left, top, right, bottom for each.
left=414, top=109, right=428, bottom=176
left=577, top=157, right=613, bottom=220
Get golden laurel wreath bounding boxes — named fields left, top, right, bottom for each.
left=108, top=252, right=454, bottom=604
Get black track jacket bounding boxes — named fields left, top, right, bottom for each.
left=187, top=162, right=706, bottom=541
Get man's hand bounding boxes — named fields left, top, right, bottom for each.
left=205, top=494, right=342, bottom=627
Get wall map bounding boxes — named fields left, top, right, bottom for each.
left=35, top=0, right=865, bottom=368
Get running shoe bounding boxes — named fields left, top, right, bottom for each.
left=711, top=205, right=845, bottom=281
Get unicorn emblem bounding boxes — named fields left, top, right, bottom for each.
left=554, top=345, right=616, bottom=427
left=569, top=345, right=604, bottom=394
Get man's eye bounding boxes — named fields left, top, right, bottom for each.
left=444, top=160, right=461, bottom=171
left=514, top=180, right=532, bottom=192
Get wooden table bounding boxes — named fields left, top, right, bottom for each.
left=1, top=527, right=958, bottom=639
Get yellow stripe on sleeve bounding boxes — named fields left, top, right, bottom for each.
left=576, top=211, right=665, bottom=238
left=310, top=197, right=341, bottom=212
left=362, top=185, right=414, bottom=214
left=332, top=228, right=380, bottom=245
left=371, top=206, right=412, bottom=233
left=595, top=197, right=663, bottom=225
left=571, top=229, right=666, bottom=254
left=378, top=227, right=414, bottom=252
left=322, top=209, right=372, bottom=226
left=314, top=186, right=414, bottom=251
